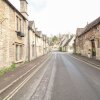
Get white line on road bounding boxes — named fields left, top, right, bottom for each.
left=44, top=53, right=56, bottom=100
left=3, top=55, right=51, bottom=100
left=67, top=54, right=100, bottom=71
left=0, top=55, right=50, bottom=95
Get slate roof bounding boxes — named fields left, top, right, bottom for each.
left=59, top=35, right=69, bottom=46
left=76, top=28, right=84, bottom=37
left=35, top=31, right=42, bottom=38
left=64, top=36, right=73, bottom=46
left=79, top=17, right=100, bottom=37
left=60, top=34, right=74, bottom=47
left=28, top=21, right=36, bottom=32
left=61, top=37, right=69, bottom=47
left=29, top=21, right=34, bottom=28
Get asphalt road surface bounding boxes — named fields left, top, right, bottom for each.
left=1, top=52, right=100, bottom=100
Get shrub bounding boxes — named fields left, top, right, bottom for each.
left=0, top=63, right=16, bottom=76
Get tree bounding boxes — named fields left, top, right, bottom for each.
left=52, top=36, right=58, bottom=43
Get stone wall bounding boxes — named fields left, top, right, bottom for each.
left=0, top=0, right=28, bottom=68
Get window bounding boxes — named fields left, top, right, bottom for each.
left=32, top=45, right=34, bottom=57
left=16, top=45, right=18, bottom=61
left=23, top=21, right=24, bottom=33
left=98, top=39, right=100, bottom=48
left=19, top=18, right=21, bottom=31
left=16, top=44, right=23, bottom=61
left=16, top=16, right=18, bottom=31
left=16, top=16, right=21, bottom=32
left=20, top=45, right=23, bottom=59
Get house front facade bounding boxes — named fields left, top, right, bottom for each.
left=28, top=21, right=36, bottom=61
left=42, top=35, right=46, bottom=54
left=66, top=35, right=75, bottom=53
left=0, top=0, right=28, bottom=68
left=75, top=17, right=100, bottom=60
left=35, top=31, right=43, bottom=57
left=75, top=28, right=84, bottom=54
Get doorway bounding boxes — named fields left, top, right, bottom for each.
left=91, top=39, right=96, bottom=57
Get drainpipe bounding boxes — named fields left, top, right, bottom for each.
left=35, top=34, right=37, bottom=58
left=28, top=28, right=30, bottom=61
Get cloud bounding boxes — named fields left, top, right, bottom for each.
left=8, top=0, right=100, bottom=35
left=29, top=0, right=48, bottom=12
left=8, top=0, right=20, bottom=10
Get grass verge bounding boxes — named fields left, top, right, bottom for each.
left=0, top=63, right=16, bottom=77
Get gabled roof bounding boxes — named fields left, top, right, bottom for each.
left=29, top=21, right=34, bottom=28
left=60, top=34, right=73, bottom=47
left=35, top=31, right=42, bottom=38
left=76, top=28, right=84, bottom=37
left=4, top=0, right=27, bottom=20
left=61, top=37, right=69, bottom=47
left=79, top=17, right=100, bottom=37
left=64, top=35, right=75, bottom=46
left=28, top=21, right=35, bottom=32
left=59, top=35, right=68, bottom=46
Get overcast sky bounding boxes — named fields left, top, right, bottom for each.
left=9, top=0, right=100, bottom=36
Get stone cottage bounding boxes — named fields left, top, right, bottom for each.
left=74, top=28, right=84, bottom=54
left=75, top=17, right=100, bottom=60
left=35, top=31, right=43, bottom=57
left=28, top=21, right=36, bottom=61
left=0, top=0, right=28, bottom=68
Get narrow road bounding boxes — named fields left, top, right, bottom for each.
left=51, top=52, right=100, bottom=100
left=1, top=52, right=100, bottom=100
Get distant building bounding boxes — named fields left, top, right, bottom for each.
left=65, top=35, right=75, bottom=53
left=74, top=28, right=84, bottom=54
left=28, top=21, right=36, bottom=61
left=35, top=31, right=43, bottom=57
left=59, top=34, right=74, bottom=52
left=0, top=0, right=50, bottom=68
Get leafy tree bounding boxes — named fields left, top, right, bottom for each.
left=52, top=36, right=58, bottom=43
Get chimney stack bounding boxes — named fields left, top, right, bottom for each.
left=20, top=0, right=28, bottom=19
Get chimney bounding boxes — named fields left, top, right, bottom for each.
left=20, top=0, right=28, bottom=19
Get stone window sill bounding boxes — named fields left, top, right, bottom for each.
left=15, top=60, right=23, bottom=64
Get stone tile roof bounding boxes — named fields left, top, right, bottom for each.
left=76, top=28, right=84, bottom=37
left=35, top=31, right=42, bottom=38
left=28, top=21, right=35, bottom=32
left=59, top=35, right=68, bottom=46
left=29, top=21, right=34, bottom=28
left=79, top=17, right=100, bottom=36
left=60, top=34, right=74, bottom=47
left=64, top=35, right=74, bottom=46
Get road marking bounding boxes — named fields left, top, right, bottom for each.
left=0, top=55, right=51, bottom=95
left=44, top=54, right=56, bottom=100
left=0, top=65, right=36, bottom=94
left=3, top=55, right=52, bottom=100
left=30, top=55, right=55, bottom=100
left=67, top=54, right=100, bottom=71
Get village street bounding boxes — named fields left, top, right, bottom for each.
left=1, top=0, right=100, bottom=100
left=0, top=52, right=100, bottom=100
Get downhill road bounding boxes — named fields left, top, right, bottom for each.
left=1, top=52, right=100, bottom=100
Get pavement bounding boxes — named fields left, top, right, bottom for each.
left=0, top=52, right=100, bottom=100
left=0, top=53, right=50, bottom=93
left=71, top=53, right=100, bottom=67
